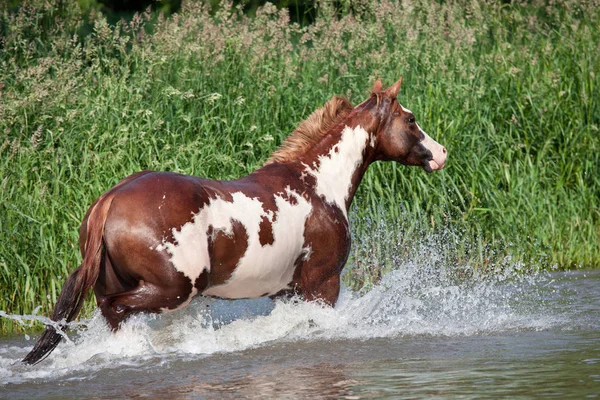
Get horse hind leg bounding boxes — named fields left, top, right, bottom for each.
left=98, top=275, right=204, bottom=330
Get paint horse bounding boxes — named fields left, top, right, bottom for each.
left=23, top=78, right=447, bottom=364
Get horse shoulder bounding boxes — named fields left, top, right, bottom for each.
left=304, top=198, right=351, bottom=259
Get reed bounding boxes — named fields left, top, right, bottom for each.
left=1, top=0, right=598, bottom=332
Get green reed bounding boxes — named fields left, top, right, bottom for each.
left=1, top=0, right=598, bottom=332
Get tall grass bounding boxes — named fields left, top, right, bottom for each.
left=1, top=0, right=599, bottom=332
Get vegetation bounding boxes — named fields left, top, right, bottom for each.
left=1, top=0, right=599, bottom=332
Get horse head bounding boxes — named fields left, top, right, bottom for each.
left=365, top=78, right=447, bottom=172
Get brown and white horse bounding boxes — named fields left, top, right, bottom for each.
left=23, top=78, right=446, bottom=364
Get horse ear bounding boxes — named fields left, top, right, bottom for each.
left=385, top=77, right=403, bottom=99
left=372, top=78, right=383, bottom=93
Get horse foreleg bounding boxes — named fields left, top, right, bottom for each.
left=294, top=249, right=342, bottom=307
left=301, top=273, right=340, bottom=306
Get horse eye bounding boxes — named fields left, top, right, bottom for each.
left=408, top=117, right=415, bottom=124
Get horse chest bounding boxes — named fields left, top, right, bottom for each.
left=159, top=189, right=313, bottom=299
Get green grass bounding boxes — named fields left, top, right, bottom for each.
left=1, top=0, right=599, bottom=332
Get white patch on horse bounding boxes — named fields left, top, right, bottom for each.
left=304, top=125, right=370, bottom=218
left=203, top=188, right=312, bottom=298
left=369, top=133, right=376, bottom=148
left=400, top=105, right=413, bottom=114
left=159, top=189, right=313, bottom=299
left=418, top=124, right=447, bottom=170
left=159, top=192, right=264, bottom=283
left=158, top=193, right=167, bottom=210
left=302, top=245, right=313, bottom=261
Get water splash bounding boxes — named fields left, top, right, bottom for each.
left=0, top=217, right=576, bottom=385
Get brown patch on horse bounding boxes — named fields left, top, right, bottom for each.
left=258, top=216, right=275, bottom=246
left=280, top=189, right=299, bottom=205
left=207, top=219, right=249, bottom=286
left=195, top=270, right=209, bottom=291
left=265, top=96, right=354, bottom=165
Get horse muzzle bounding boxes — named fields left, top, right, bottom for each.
left=421, top=132, right=447, bottom=171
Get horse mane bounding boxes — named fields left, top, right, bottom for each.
left=265, top=96, right=354, bottom=165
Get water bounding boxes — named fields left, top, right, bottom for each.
left=1, top=264, right=599, bottom=399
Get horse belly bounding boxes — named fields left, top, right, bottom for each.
left=161, top=189, right=313, bottom=299
left=203, top=234, right=305, bottom=299
left=203, top=189, right=312, bottom=299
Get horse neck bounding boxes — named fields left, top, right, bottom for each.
left=298, top=111, right=378, bottom=218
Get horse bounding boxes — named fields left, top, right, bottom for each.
left=23, top=77, right=447, bottom=364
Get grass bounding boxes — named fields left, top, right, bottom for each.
left=0, top=0, right=599, bottom=332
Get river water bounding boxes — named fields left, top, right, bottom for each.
left=1, top=263, right=599, bottom=399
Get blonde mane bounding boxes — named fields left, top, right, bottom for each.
left=265, top=96, right=354, bottom=165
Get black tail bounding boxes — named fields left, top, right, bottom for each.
left=22, top=195, right=113, bottom=365
left=22, top=267, right=88, bottom=365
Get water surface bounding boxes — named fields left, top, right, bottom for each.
left=1, top=267, right=599, bottom=399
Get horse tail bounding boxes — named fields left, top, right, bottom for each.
left=22, top=194, right=115, bottom=365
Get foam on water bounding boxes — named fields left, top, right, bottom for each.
left=0, top=221, right=579, bottom=385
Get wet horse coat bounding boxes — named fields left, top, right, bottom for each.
left=23, top=78, right=447, bottom=364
